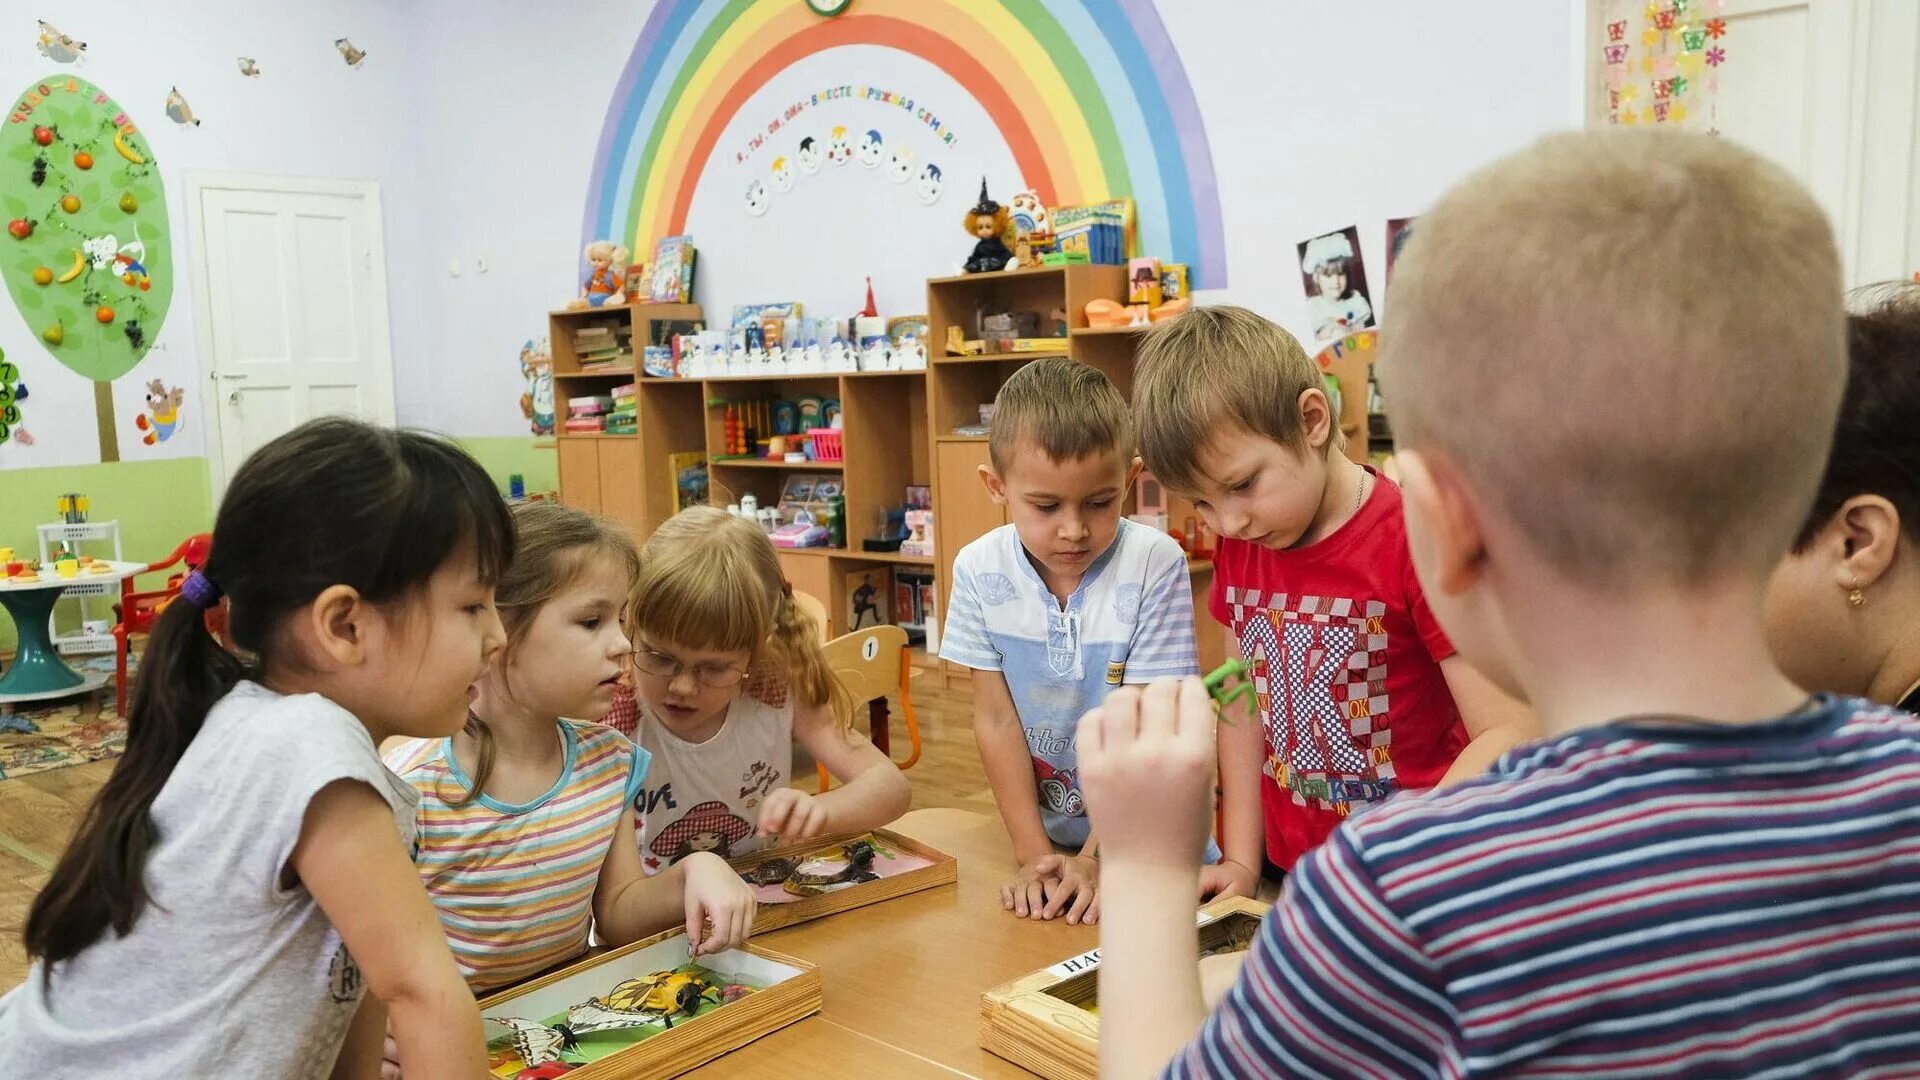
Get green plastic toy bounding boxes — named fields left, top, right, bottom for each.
left=1204, top=659, right=1255, bottom=719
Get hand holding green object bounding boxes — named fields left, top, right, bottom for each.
left=1203, top=658, right=1256, bottom=720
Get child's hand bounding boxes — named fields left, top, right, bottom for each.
left=756, top=788, right=829, bottom=841
left=380, top=1022, right=400, bottom=1080
left=1197, top=859, right=1259, bottom=903
left=679, top=851, right=757, bottom=956
left=1078, top=677, right=1218, bottom=871
left=1001, top=853, right=1099, bottom=924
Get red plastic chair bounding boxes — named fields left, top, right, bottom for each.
left=114, top=533, right=222, bottom=716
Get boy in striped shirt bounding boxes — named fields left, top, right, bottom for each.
left=1079, top=130, right=1920, bottom=1078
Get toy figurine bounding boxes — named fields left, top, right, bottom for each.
left=579, top=240, right=630, bottom=307
left=1204, top=658, right=1256, bottom=720
left=962, top=179, right=1014, bottom=274
left=519, top=341, right=555, bottom=436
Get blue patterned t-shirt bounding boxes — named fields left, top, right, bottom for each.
left=940, top=518, right=1198, bottom=845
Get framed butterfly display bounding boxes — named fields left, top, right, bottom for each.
left=478, top=926, right=819, bottom=1077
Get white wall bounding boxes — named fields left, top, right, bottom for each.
left=416, top=0, right=1591, bottom=437
left=0, top=2, right=437, bottom=468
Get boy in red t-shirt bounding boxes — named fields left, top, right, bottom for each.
left=1132, top=305, right=1533, bottom=893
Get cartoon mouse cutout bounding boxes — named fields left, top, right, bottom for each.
left=136, top=379, right=185, bottom=445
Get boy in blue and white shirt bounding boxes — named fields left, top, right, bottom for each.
left=941, top=357, right=1199, bottom=926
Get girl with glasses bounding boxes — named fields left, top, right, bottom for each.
left=627, top=507, right=911, bottom=873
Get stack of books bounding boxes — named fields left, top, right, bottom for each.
left=574, top=324, right=634, bottom=372
left=605, top=383, right=638, bottom=435
left=564, top=393, right=613, bottom=434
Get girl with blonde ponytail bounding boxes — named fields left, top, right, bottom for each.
left=627, top=507, right=911, bottom=871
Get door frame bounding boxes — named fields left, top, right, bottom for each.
left=183, top=172, right=397, bottom=498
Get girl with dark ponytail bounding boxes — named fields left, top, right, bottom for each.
left=1, top=418, right=513, bottom=1079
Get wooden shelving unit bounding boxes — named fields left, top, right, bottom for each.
left=548, top=273, right=1226, bottom=666
left=926, top=264, right=1225, bottom=676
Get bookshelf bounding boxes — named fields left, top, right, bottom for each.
left=926, top=265, right=1226, bottom=676
left=551, top=303, right=706, bottom=541
left=551, top=299, right=934, bottom=638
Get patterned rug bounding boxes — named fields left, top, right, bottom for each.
left=0, top=656, right=127, bottom=781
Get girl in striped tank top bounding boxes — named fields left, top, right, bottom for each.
left=386, top=504, right=757, bottom=998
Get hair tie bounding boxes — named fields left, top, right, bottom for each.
left=181, top=569, right=224, bottom=610
left=781, top=579, right=794, bottom=598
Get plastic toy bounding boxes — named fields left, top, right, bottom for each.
left=1204, top=658, right=1255, bottom=719
left=1083, top=298, right=1132, bottom=329
left=1128, top=257, right=1163, bottom=306
left=1151, top=297, right=1192, bottom=322
left=962, top=179, right=1013, bottom=274
left=606, top=971, right=722, bottom=1026
left=579, top=240, right=630, bottom=308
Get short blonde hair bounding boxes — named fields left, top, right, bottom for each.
left=1133, top=305, right=1327, bottom=493
left=1380, top=130, right=1846, bottom=588
left=988, top=356, right=1131, bottom=474
left=629, top=506, right=855, bottom=726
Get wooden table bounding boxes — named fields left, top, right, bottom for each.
left=699, top=807, right=1098, bottom=1076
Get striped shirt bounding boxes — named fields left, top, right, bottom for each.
left=1170, top=696, right=1920, bottom=1079
left=386, top=721, right=648, bottom=993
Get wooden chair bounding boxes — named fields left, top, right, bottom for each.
left=815, top=624, right=922, bottom=791
left=114, top=533, right=223, bottom=716
left=791, top=589, right=829, bottom=640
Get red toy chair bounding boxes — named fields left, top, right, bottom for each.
left=113, top=533, right=222, bottom=716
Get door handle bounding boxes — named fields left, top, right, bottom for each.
left=213, top=372, right=248, bottom=381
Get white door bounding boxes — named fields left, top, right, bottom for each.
left=187, top=175, right=396, bottom=493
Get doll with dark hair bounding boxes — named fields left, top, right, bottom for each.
left=963, top=179, right=1014, bottom=274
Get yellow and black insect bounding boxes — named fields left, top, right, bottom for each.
left=603, top=970, right=721, bottom=1028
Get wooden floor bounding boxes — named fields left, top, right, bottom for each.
left=0, top=673, right=987, bottom=989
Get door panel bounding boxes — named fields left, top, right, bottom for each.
left=196, top=181, right=392, bottom=491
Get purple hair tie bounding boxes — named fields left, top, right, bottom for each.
left=181, top=569, right=223, bottom=610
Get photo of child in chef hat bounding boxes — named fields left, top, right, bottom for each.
left=1298, top=225, right=1376, bottom=341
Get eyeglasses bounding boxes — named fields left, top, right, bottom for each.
left=631, top=646, right=749, bottom=689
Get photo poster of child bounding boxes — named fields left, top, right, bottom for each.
left=1384, top=217, right=1417, bottom=292
left=1297, top=225, right=1376, bottom=342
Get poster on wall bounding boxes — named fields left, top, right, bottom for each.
left=2, top=75, right=172, bottom=464
left=1384, top=217, right=1416, bottom=292
left=1298, top=226, right=1374, bottom=343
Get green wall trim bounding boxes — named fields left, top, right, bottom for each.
left=0, top=456, right=214, bottom=652
left=0, top=440, right=555, bottom=654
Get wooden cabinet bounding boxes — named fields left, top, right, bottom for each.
left=550, top=303, right=704, bottom=539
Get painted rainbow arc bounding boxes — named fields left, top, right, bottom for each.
left=582, top=0, right=1226, bottom=287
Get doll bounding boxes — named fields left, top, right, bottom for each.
left=962, top=179, right=1014, bottom=274
left=580, top=239, right=630, bottom=308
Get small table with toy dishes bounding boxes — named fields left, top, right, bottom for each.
left=0, top=552, right=147, bottom=712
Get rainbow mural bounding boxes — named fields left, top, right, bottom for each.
left=582, top=0, right=1227, bottom=286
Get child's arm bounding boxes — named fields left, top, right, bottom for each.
left=292, top=780, right=485, bottom=1080
left=1077, top=678, right=1217, bottom=1072
left=970, top=669, right=1098, bottom=919
left=759, top=699, right=912, bottom=842
left=1087, top=678, right=1460, bottom=1078
left=594, top=809, right=755, bottom=956
left=1438, top=657, right=1538, bottom=785
left=1198, top=648, right=1264, bottom=902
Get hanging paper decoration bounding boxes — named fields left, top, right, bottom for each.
left=1601, top=0, right=1728, bottom=133
left=335, top=38, right=368, bottom=68
left=34, top=21, right=86, bottom=65
left=2, top=75, right=173, bottom=462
